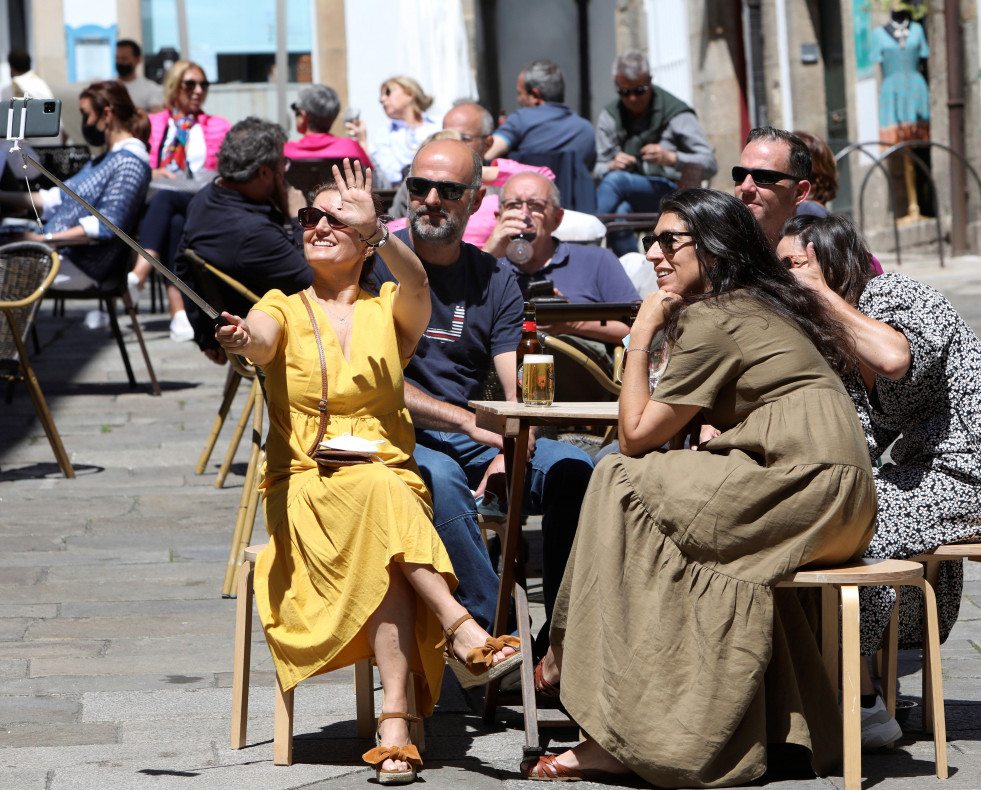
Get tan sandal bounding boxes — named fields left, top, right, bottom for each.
left=436, top=613, right=522, bottom=689
left=361, top=712, right=423, bottom=785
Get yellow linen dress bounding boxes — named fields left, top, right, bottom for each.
left=252, top=283, right=456, bottom=713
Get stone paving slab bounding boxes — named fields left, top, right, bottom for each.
left=2, top=272, right=981, bottom=790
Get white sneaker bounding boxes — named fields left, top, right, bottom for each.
left=126, top=271, right=141, bottom=306
left=83, top=309, right=109, bottom=330
left=169, top=310, right=194, bottom=342
left=861, top=696, right=903, bottom=750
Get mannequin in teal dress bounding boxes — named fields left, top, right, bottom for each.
left=872, top=8, right=929, bottom=219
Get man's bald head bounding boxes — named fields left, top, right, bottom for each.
left=442, top=103, right=494, bottom=156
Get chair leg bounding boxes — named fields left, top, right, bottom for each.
left=215, top=378, right=257, bottom=489
left=820, top=584, right=839, bottom=688
left=881, top=586, right=900, bottom=716
left=230, top=557, right=255, bottom=749
left=121, top=290, right=160, bottom=396
left=840, top=584, right=862, bottom=790
left=196, top=368, right=242, bottom=474
left=912, top=577, right=948, bottom=778
left=18, top=358, right=75, bottom=479
left=104, top=297, right=138, bottom=389
left=274, top=674, right=295, bottom=765
left=355, top=659, right=375, bottom=738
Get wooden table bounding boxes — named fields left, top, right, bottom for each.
left=468, top=400, right=619, bottom=756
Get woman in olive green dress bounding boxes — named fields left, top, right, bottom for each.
left=522, top=189, right=877, bottom=787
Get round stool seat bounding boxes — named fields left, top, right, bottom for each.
left=911, top=543, right=981, bottom=562
left=243, top=544, right=267, bottom=564
left=777, top=558, right=923, bottom=586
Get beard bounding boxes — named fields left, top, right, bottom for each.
left=409, top=196, right=471, bottom=243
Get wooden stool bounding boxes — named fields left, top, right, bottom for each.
left=879, top=543, right=981, bottom=734
left=776, top=558, right=947, bottom=790
left=230, top=544, right=424, bottom=765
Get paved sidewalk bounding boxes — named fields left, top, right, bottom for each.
left=2, top=254, right=980, bottom=789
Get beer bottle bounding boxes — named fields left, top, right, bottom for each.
left=516, top=302, right=542, bottom=402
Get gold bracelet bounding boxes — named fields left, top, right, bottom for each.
left=624, top=347, right=651, bottom=354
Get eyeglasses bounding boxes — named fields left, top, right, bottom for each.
left=405, top=177, right=469, bottom=201
left=457, top=132, right=479, bottom=142
left=617, top=84, right=651, bottom=98
left=782, top=254, right=808, bottom=268
left=290, top=102, right=302, bottom=115
left=180, top=79, right=209, bottom=92
left=642, top=231, right=694, bottom=255
left=283, top=157, right=291, bottom=172
left=297, top=206, right=348, bottom=230
left=502, top=198, right=550, bottom=213
left=731, top=166, right=800, bottom=185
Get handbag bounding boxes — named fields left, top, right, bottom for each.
left=299, top=291, right=374, bottom=469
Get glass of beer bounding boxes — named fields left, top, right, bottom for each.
left=522, top=354, right=555, bottom=406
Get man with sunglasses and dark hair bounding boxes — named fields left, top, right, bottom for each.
left=372, top=139, right=595, bottom=656
left=173, top=117, right=311, bottom=358
left=734, top=126, right=813, bottom=247
left=595, top=50, right=717, bottom=256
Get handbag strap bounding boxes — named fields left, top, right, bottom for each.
left=299, top=290, right=330, bottom=457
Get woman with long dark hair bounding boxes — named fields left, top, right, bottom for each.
left=1, top=80, right=151, bottom=287
left=780, top=213, right=981, bottom=748
left=522, top=189, right=877, bottom=786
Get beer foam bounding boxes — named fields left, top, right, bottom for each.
left=522, top=354, right=553, bottom=364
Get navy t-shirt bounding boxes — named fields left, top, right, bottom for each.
left=371, top=229, right=523, bottom=409
left=494, top=103, right=597, bottom=170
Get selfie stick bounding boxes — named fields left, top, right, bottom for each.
left=18, top=149, right=227, bottom=325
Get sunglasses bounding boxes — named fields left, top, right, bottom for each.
left=731, top=166, right=800, bottom=185
left=501, top=198, right=550, bottom=213
left=290, top=102, right=302, bottom=115
left=642, top=231, right=694, bottom=255
left=617, top=84, right=651, bottom=98
left=297, top=206, right=348, bottom=230
left=405, top=177, right=469, bottom=201
left=180, top=79, right=209, bottom=92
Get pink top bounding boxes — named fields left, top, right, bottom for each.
left=284, top=133, right=373, bottom=168
left=148, top=111, right=231, bottom=171
left=385, top=158, right=559, bottom=246
left=870, top=254, right=884, bottom=275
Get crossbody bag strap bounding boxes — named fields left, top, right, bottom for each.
left=299, top=290, right=330, bottom=456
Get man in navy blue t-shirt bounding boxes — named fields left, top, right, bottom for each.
left=373, top=139, right=594, bottom=652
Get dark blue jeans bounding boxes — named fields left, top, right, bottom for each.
left=597, top=170, right=677, bottom=256
left=413, top=430, right=594, bottom=652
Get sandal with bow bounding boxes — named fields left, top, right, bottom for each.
left=361, top=712, right=423, bottom=785
left=436, top=613, right=522, bottom=689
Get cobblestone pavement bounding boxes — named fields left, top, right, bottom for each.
left=1, top=253, right=980, bottom=789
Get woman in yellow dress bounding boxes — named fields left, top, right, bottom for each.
left=215, top=159, right=519, bottom=785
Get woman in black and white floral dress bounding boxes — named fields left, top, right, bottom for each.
left=779, top=215, right=981, bottom=732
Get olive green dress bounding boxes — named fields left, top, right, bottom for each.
left=551, top=295, right=877, bottom=788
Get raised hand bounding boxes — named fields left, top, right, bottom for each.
left=330, top=158, right=377, bottom=239
left=788, top=241, right=831, bottom=296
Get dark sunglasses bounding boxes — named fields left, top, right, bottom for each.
left=642, top=231, right=694, bottom=255
left=731, top=166, right=799, bottom=185
left=405, top=177, right=469, bottom=201
left=181, top=79, right=209, bottom=92
left=297, top=206, right=348, bottom=230
left=290, top=102, right=302, bottom=115
left=617, top=84, right=651, bottom=98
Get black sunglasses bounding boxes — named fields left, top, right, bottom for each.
left=731, top=166, right=800, bottom=185
left=617, top=85, right=651, bottom=98
left=180, top=79, right=209, bottom=92
left=642, top=231, right=694, bottom=255
left=405, top=177, right=469, bottom=201
left=298, top=206, right=348, bottom=230
left=290, top=102, right=302, bottom=115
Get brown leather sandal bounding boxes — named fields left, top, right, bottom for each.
left=361, top=712, right=423, bottom=785
left=520, top=754, right=633, bottom=783
left=534, top=655, right=560, bottom=698
left=436, top=613, right=522, bottom=689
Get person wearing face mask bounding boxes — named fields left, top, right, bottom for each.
left=131, top=60, right=231, bottom=341
left=0, top=81, right=151, bottom=289
left=114, top=40, right=164, bottom=113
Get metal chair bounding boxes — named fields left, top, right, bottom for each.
left=0, top=241, right=74, bottom=477
left=48, top=247, right=160, bottom=396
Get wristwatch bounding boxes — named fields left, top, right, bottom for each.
left=44, top=232, right=54, bottom=243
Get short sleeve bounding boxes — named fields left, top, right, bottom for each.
left=859, top=273, right=947, bottom=391
left=489, top=267, right=523, bottom=356
left=251, top=289, right=290, bottom=363
left=652, top=304, right=742, bottom=409
left=494, top=112, right=524, bottom=149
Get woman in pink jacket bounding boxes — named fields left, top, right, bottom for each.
left=133, top=60, right=231, bottom=341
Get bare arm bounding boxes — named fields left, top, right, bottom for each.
left=377, top=233, right=431, bottom=355
left=484, top=135, right=511, bottom=162
left=791, top=243, right=911, bottom=379
left=539, top=319, right=630, bottom=344
left=215, top=308, right=282, bottom=367
left=617, top=290, right=700, bottom=455
left=403, top=382, right=504, bottom=450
